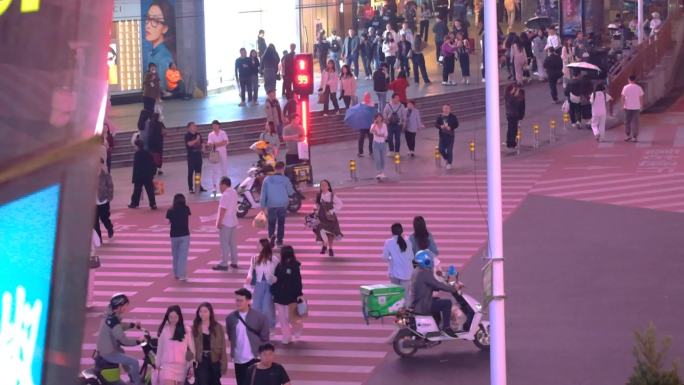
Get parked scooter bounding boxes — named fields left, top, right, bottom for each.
left=78, top=329, right=157, bottom=385
left=391, top=267, right=491, bottom=357
left=236, top=141, right=303, bottom=218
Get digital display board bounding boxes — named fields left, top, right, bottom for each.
left=0, top=184, right=60, bottom=385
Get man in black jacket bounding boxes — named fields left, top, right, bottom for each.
left=281, top=44, right=296, bottom=99
left=235, top=48, right=253, bottom=106
left=128, top=140, right=157, bottom=209
left=543, top=47, right=563, bottom=103
left=435, top=104, right=459, bottom=169
left=504, top=83, right=526, bottom=148
left=372, top=63, right=390, bottom=113
left=432, top=16, right=449, bottom=62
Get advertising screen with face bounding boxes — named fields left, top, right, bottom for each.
left=141, top=0, right=177, bottom=91
left=0, top=184, right=60, bottom=385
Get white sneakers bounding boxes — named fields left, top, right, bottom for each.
left=445, top=163, right=453, bottom=170
left=376, top=172, right=386, bottom=179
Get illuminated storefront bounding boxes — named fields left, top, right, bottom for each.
left=110, top=0, right=143, bottom=94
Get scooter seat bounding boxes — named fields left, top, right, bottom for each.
left=94, top=355, right=119, bottom=370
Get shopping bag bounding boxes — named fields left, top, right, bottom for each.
left=208, top=149, right=220, bottom=163
left=153, top=179, right=165, bottom=195
left=297, top=141, right=309, bottom=160
left=296, top=298, right=309, bottom=317
left=304, top=212, right=319, bottom=229
left=252, top=211, right=267, bottom=229
left=561, top=100, right=570, bottom=114
left=317, top=91, right=326, bottom=104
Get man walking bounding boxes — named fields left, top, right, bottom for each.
left=543, top=47, right=563, bottom=103
left=281, top=44, right=296, bottom=99
left=435, top=104, right=458, bottom=169
left=236, top=48, right=253, bottom=106
left=342, top=29, right=360, bottom=77
left=329, top=30, right=342, bottom=72
left=432, top=16, right=449, bottom=63
left=226, top=288, right=270, bottom=385
left=383, top=93, right=407, bottom=156
left=373, top=63, right=390, bottom=113
left=621, top=74, right=644, bottom=142
left=246, top=343, right=292, bottom=385
left=257, top=30, right=267, bottom=59
left=213, top=177, right=239, bottom=271
left=282, top=114, right=305, bottom=166
left=185, top=121, right=206, bottom=193
left=260, top=162, right=295, bottom=247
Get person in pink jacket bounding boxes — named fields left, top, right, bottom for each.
left=156, top=305, right=196, bottom=385
left=318, top=59, right=340, bottom=116
left=339, top=65, right=357, bottom=109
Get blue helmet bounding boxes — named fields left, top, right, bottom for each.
left=415, top=250, right=433, bottom=269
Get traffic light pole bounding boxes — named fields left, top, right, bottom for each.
left=297, top=93, right=313, bottom=185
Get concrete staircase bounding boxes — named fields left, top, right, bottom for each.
left=109, top=86, right=499, bottom=168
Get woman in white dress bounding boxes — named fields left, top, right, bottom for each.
left=206, top=119, right=229, bottom=195
left=156, top=305, right=196, bottom=385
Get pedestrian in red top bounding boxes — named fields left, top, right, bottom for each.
left=389, top=70, right=409, bottom=105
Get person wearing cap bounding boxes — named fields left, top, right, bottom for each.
left=96, top=294, right=145, bottom=385
left=410, top=251, right=459, bottom=337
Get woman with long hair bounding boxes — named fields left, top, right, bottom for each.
left=313, top=180, right=343, bottom=256
left=409, top=216, right=439, bottom=257
left=339, top=64, right=357, bottom=109
left=245, top=239, right=278, bottom=328
left=590, top=83, right=612, bottom=142
left=166, top=193, right=191, bottom=280
left=511, top=36, right=528, bottom=85
left=454, top=32, right=471, bottom=84
left=261, top=44, right=280, bottom=94
left=272, top=245, right=304, bottom=344
left=248, top=49, right=261, bottom=104
left=148, top=112, right=166, bottom=175
left=382, top=223, right=414, bottom=301
left=319, top=59, right=340, bottom=116
left=440, top=33, right=457, bottom=85
left=144, top=0, right=176, bottom=91
left=156, top=305, right=195, bottom=385
left=191, top=302, right=227, bottom=385
left=370, top=113, right=388, bottom=179
left=560, top=38, right=575, bottom=85
left=259, top=121, right=280, bottom=159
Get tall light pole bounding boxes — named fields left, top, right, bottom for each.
left=483, top=0, right=507, bottom=383
left=638, top=0, right=645, bottom=44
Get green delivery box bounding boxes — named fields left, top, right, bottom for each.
left=360, top=283, right=405, bottom=321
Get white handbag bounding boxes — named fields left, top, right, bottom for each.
left=297, top=141, right=309, bottom=160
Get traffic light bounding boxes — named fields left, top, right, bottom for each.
left=293, top=53, right=314, bottom=96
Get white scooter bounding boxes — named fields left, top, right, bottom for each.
left=391, top=269, right=491, bottom=357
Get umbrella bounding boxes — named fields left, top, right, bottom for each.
left=525, top=16, right=552, bottom=29
left=567, top=61, right=601, bottom=72
left=344, top=104, right=376, bottom=130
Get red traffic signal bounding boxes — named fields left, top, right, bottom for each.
left=293, top=53, right=314, bottom=96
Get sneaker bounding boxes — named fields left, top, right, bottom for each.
left=386, top=152, right=394, bottom=157
left=409, top=151, right=415, bottom=157
left=441, top=81, right=449, bottom=85
left=127, top=204, right=138, bottom=209
left=199, top=187, right=208, bottom=192
left=335, top=110, right=340, bottom=115
left=632, top=137, right=638, bottom=142
left=357, top=153, right=364, bottom=157
left=323, top=113, right=328, bottom=117
left=445, top=163, right=453, bottom=170
left=150, top=205, right=158, bottom=210
left=229, top=263, right=239, bottom=269
left=624, top=137, right=633, bottom=142
left=465, top=79, right=470, bottom=84
left=481, top=78, right=486, bottom=83
left=276, top=240, right=283, bottom=248
left=212, top=265, right=228, bottom=271
left=281, top=339, right=290, bottom=345
left=189, top=189, right=195, bottom=194
left=157, top=169, right=163, bottom=176
left=378, top=172, right=386, bottom=179
left=238, top=102, right=246, bottom=107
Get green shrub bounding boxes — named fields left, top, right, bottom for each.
left=627, top=323, right=682, bottom=385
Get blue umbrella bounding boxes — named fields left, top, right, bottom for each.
left=344, top=104, right=376, bottom=130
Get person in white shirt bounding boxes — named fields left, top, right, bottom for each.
left=318, top=59, right=340, bottom=116
left=382, top=34, right=399, bottom=81
left=213, top=177, right=239, bottom=271
left=225, top=289, right=269, bottom=385
left=382, top=223, right=415, bottom=302
left=156, top=305, right=196, bottom=385
left=649, top=12, right=662, bottom=36
left=245, top=239, right=279, bottom=328
left=590, top=83, right=613, bottom=142
left=621, top=74, right=644, bottom=142
left=370, top=113, right=389, bottom=179
left=207, top=120, right=229, bottom=194
left=399, top=22, right=414, bottom=46
left=545, top=28, right=561, bottom=52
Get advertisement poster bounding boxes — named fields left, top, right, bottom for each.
left=141, top=0, right=177, bottom=90
left=535, top=0, right=559, bottom=24
left=584, top=0, right=594, bottom=35
left=560, top=0, right=582, bottom=36
left=0, top=184, right=60, bottom=385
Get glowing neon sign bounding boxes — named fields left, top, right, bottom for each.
left=0, top=0, right=40, bottom=16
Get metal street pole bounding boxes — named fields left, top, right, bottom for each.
left=483, top=0, right=507, bottom=383
left=638, top=0, right=644, bottom=44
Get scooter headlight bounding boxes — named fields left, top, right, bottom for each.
left=395, top=317, right=407, bottom=326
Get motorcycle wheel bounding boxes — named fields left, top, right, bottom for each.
left=392, top=329, right=419, bottom=357
left=236, top=201, right=250, bottom=218
left=473, top=327, right=490, bottom=351
left=287, top=196, right=302, bottom=213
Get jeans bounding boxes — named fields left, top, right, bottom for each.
left=282, top=76, right=293, bottom=98
left=329, top=52, right=340, bottom=72
left=624, top=109, right=640, bottom=138
left=420, top=19, right=429, bottom=41
left=253, top=279, right=276, bottom=328
left=187, top=152, right=203, bottom=190
left=438, top=134, right=455, bottom=164
left=323, top=86, right=340, bottom=114
left=386, top=56, right=396, bottom=81
left=218, top=225, right=238, bottom=266
left=398, top=56, right=411, bottom=75
left=345, top=53, right=360, bottom=77
left=130, top=179, right=156, bottom=207
left=239, top=77, right=253, bottom=102
left=506, top=116, right=520, bottom=148
left=431, top=298, right=452, bottom=329
left=372, top=141, right=387, bottom=172
left=100, top=352, right=141, bottom=385
left=387, top=124, right=402, bottom=152
left=405, top=131, right=416, bottom=152
left=342, top=95, right=352, bottom=109
left=411, top=53, right=430, bottom=83
left=267, top=207, right=287, bottom=243
left=361, top=54, right=372, bottom=77
left=171, top=235, right=190, bottom=279
left=358, top=129, right=373, bottom=155
left=94, top=202, right=113, bottom=242
left=251, top=74, right=259, bottom=101
left=375, top=91, right=387, bottom=113
left=548, top=74, right=561, bottom=101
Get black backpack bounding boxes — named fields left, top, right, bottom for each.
left=330, top=38, right=341, bottom=53
left=388, top=105, right=401, bottom=126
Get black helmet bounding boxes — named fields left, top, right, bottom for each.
left=110, top=293, right=130, bottom=309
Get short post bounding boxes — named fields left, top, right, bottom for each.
left=394, top=153, right=401, bottom=173
left=549, top=119, right=557, bottom=143
left=349, top=160, right=357, bottom=181
left=563, top=113, right=570, bottom=130
left=434, top=145, right=441, bottom=167
left=469, top=140, right=476, bottom=160
left=194, top=172, right=201, bottom=192
left=532, top=124, right=540, bottom=150
left=516, top=128, right=522, bottom=155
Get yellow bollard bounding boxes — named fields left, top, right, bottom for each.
left=533, top=124, right=540, bottom=149
left=549, top=119, right=557, bottom=143
left=349, top=160, right=357, bottom=181
left=194, top=172, right=201, bottom=192
left=516, top=128, right=522, bottom=155
left=563, top=113, right=570, bottom=130
left=394, top=153, right=401, bottom=173
left=434, top=145, right=441, bottom=167
left=469, top=140, right=475, bottom=160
